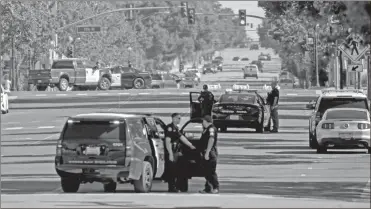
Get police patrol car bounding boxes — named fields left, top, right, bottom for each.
left=210, top=84, right=271, bottom=132
left=308, top=89, right=370, bottom=153
left=1, top=85, right=9, bottom=114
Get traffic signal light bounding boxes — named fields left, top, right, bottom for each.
left=180, top=2, right=188, bottom=18
left=67, top=46, right=73, bottom=58
left=127, top=3, right=134, bottom=20
left=188, top=8, right=195, bottom=24
left=238, top=9, right=246, bottom=26
left=179, top=62, right=184, bottom=72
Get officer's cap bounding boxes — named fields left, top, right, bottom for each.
left=203, top=115, right=213, bottom=123
left=203, top=84, right=208, bottom=90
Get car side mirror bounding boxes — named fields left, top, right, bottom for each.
left=185, top=132, right=194, bottom=140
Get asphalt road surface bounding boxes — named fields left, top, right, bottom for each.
left=1, top=93, right=370, bottom=208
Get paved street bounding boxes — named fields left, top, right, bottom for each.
left=1, top=93, right=370, bottom=208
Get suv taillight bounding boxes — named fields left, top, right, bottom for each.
left=358, top=123, right=370, bottom=129
left=321, top=123, right=334, bottom=129
left=56, top=139, right=62, bottom=156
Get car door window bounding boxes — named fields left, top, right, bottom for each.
left=126, top=118, right=146, bottom=141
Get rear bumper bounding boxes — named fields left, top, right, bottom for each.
left=28, top=79, right=53, bottom=85
left=213, top=119, right=259, bottom=128
left=317, top=137, right=370, bottom=149
left=55, top=163, right=130, bottom=182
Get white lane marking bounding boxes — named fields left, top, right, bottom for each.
left=56, top=94, right=67, bottom=96
left=76, top=93, right=88, bottom=96
left=4, top=127, right=23, bottom=130
left=1, top=188, right=19, bottom=191
left=29, top=133, right=59, bottom=145
left=138, top=93, right=150, bottom=95
left=159, top=92, right=171, bottom=94
left=97, top=93, right=109, bottom=95
left=35, top=94, right=47, bottom=97
left=37, top=126, right=55, bottom=129
left=308, top=167, right=313, bottom=170
left=300, top=174, right=306, bottom=177
left=118, top=92, right=130, bottom=95
left=31, top=120, right=40, bottom=123
left=1, top=122, right=21, bottom=125
left=286, top=93, right=298, bottom=96
left=181, top=92, right=189, bottom=95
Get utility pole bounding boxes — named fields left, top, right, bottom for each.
left=315, top=24, right=320, bottom=87
left=11, top=35, right=15, bottom=91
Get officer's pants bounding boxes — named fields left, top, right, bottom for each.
left=201, top=104, right=213, bottom=117
left=271, top=107, right=279, bottom=131
left=165, top=161, right=178, bottom=190
left=203, top=152, right=219, bottom=190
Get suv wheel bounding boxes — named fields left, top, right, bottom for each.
left=133, top=78, right=145, bottom=89
left=61, top=177, right=80, bottom=193
left=133, top=161, right=153, bottom=193
left=98, top=77, right=111, bottom=90
left=58, top=78, right=69, bottom=91
left=103, top=182, right=117, bottom=193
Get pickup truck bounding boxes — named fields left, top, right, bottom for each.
left=28, top=58, right=113, bottom=91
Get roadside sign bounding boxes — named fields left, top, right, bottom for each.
left=76, top=25, right=101, bottom=33
left=307, top=37, right=314, bottom=45
left=347, top=64, right=363, bottom=72
left=338, top=34, right=369, bottom=62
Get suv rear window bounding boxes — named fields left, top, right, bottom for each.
left=52, top=61, right=74, bottom=69
left=62, top=121, right=123, bottom=142
left=326, top=110, right=368, bottom=120
left=318, top=98, right=368, bottom=115
left=220, top=94, right=256, bottom=104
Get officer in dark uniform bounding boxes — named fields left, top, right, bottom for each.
left=198, top=85, right=216, bottom=117
left=163, top=113, right=196, bottom=192
left=198, top=115, right=219, bottom=194
left=267, top=82, right=280, bottom=133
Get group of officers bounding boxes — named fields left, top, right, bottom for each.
left=160, top=83, right=280, bottom=194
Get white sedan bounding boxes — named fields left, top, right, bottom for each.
left=1, top=85, right=9, bottom=114
left=316, top=108, right=370, bottom=154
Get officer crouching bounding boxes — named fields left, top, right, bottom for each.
left=199, top=115, right=220, bottom=194
left=162, top=113, right=196, bottom=192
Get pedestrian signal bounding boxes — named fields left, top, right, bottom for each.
left=188, top=8, right=195, bottom=24
left=180, top=2, right=188, bottom=18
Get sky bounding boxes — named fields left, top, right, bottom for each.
left=218, top=1, right=266, bottom=41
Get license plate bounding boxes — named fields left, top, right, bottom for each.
left=230, top=115, right=239, bottom=120
left=339, top=133, right=352, bottom=139
left=82, top=168, right=96, bottom=173
left=37, top=80, right=42, bottom=83
left=85, top=147, right=100, bottom=155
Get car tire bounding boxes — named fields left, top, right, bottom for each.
left=61, top=177, right=80, bottom=193
left=316, top=147, right=327, bottom=154
left=98, top=77, right=111, bottom=90
left=133, top=161, right=153, bottom=193
left=103, top=182, right=117, bottom=193
left=309, top=133, right=319, bottom=149
left=368, top=148, right=371, bottom=154
left=255, top=123, right=264, bottom=133
left=58, top=78, right=69, bottom=91
left=133, top=78, right=145, bottom=89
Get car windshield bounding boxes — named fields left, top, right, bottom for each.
left=318, top=98, right=368, bottom=115
left=325, top=110, right=368, bottom=120
left=220, top=94, right=256, bottom=104
left=63, top=121, right=123, bottom=142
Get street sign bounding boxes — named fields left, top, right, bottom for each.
left=307, top=37, right=314, bottom=45
left=338, top=34, right=369, bottom=62
left=76, top=25, right=101, bottom=33
left=347, top=64, right=363, bottom=72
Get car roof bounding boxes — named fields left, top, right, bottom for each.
left=320, top=92, right=367, bottom=98
left=69, top=113, right=153, bottom=121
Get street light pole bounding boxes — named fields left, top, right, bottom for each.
left=11, top=35, right=16, bottom=91
left=315, top=24, right=320, bottom=87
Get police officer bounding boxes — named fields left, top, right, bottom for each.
left=199, top=115, right=219, bottom=194
left=267, top=82, right=280, bottom=133
left=198, top=85, right=216, bottom=117
left=163, top=113, right=196, bottom=192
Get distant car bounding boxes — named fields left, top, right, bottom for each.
left=240, top=57, right=249, bottom=61
left=202, top=64, right=217, bottom=74
left=316, top=108, right=371, bottom=154
left=250, top=44, right=259, bottom=50
left=232, top=57, right=240, bottom=61
left=212, top=60, right=223, bottom=71
left=55, top=113, right=168, bottom=193
left=214, top=56, right=223, bottom=62
left=242, top=65, right=259, bottom=79
left=258, top=53, right=271, bottom=61
left=110, top=66, right=152, bottom=89
left=1, top=85, right=9, bottom=114
left=150, top=73, right=183, bottom=89
left=279, top=78, right=295, bottom=89
left=250, top=60, right=263, bottom=72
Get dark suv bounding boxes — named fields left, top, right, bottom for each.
left=55, top=113, right=167, bottom=193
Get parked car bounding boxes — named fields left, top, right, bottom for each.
left=250, top=60, right=263, bottom=72
left=211, top=59, right=223, bottom=71
left=258, top=53, right=271, bottom=61
left=232, top=57, right=240, bottom=61
left=240, top=57, right=249, bottom=61
left=1, top=85, right=9, bottom=114
left=250, top=44, right=259, bottom=50
left=150, top=73, right=183, bottom=89
left=110, top=66, right=152, bottom=89
left=202, top=63, right=217, bottom=74
left=28, top=58, right=113, bottom=91
left=55, top=113, right=167, bottom=193
left=242, top=65, right=259, bottom=79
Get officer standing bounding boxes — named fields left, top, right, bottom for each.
left=267, top=82, right=280, bottom=133
left=199, top=115, right=219, bottom=194
left=198, top=85, right=216, bottom=117
left=163, top=113, right=196, bottom=192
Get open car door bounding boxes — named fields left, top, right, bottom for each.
left=189, top=92, right=202, bottom=120
left=179, top=118, right=206, bottom=178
